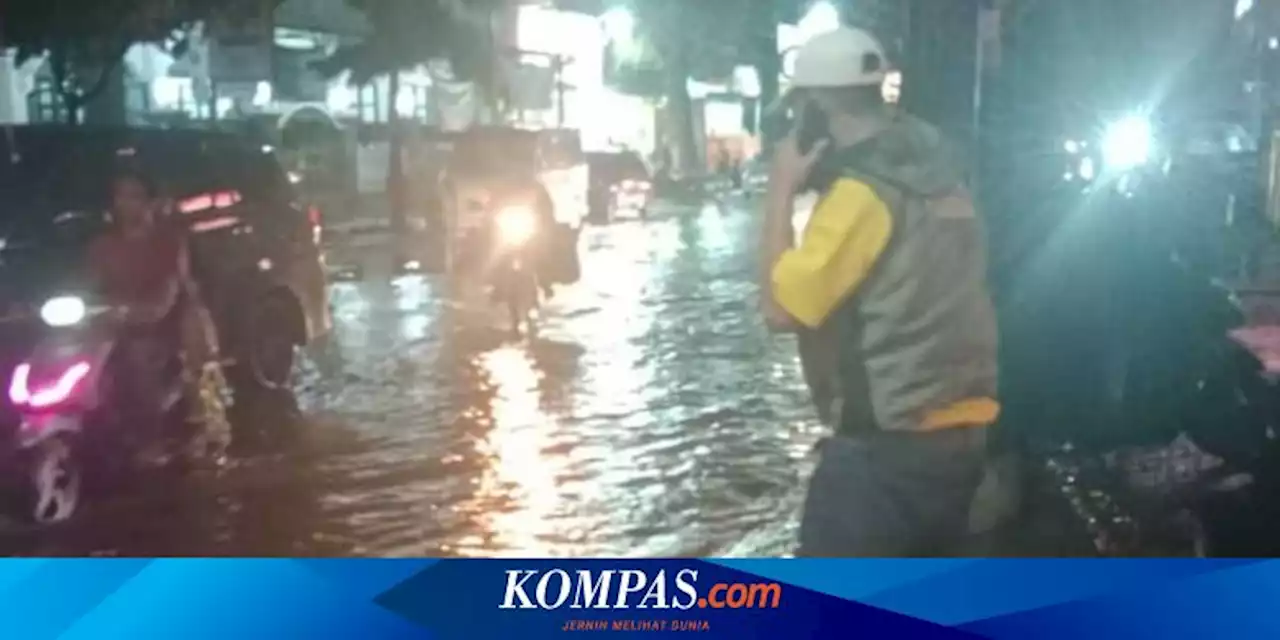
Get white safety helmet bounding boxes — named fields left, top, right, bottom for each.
left=790, top=27, right=889, bottom=89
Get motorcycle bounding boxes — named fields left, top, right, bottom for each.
left=488, top=204, right=542, bottom=335
left=2, top=292, right=210, bottom=525
left=1011, top=269, right=1280, bottom=556
left=998, top=159, right=1280, bottom=556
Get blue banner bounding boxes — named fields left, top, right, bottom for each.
left=0, top=559, right=1275, bottom=638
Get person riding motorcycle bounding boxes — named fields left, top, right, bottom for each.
left=87, top=170, right=228, bottom=461
left=449, top=179, right=566, bottom=299
left=759, top=27, right=1000, bottom=556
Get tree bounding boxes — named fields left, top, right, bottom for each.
left=315, top=0, right=503, bottom=230
left=630, top=0, right=783, bottom=175
left=1, top=0, right=279, bottom=124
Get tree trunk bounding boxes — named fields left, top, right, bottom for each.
left=665, top=49, right=699, bottom=178
left=49, top=48, right=79, bottom=125
left=82, top=62, right=127, bottom=126
left=755, top=53, right=781, bottom=154
left=61, top=96, right=81, bottom=125
left=386, top=70, right=406, bottom=233
left=901, top=0, right=981, bottom=163
left=754, top=3, right=782, bottom=155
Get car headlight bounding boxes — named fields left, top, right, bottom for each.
left=1101, top=116, right=1153, bottom=170
left=40, top=296, right=87, bottom=327
left=496, top=206, right=537, bottom=246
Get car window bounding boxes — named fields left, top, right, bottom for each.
left=158, top=141, right=293, bottom=213
left=540, top=130, right=583, bottom=169
left=0, top=141, right=111, bottom=213
left=617, top=152, right=648, bottom=176
left=236, top=147, right=295, bottom=202
left=452, top=132, right=537, bottom=174
left=155, top=144, right=222, bottom=201
left=589, top=152, right=648, bottom=181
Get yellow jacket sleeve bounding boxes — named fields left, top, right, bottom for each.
left=770, top=178, right=894, bottom=328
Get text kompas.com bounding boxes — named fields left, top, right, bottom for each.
left=499, top=569, right=783, bottom=610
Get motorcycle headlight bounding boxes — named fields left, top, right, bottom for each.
left=1101, top=116, right=1153, bottom=170
left=40, top=296, right=87, bottom=327
left=496, top=206, right=537, bottom=246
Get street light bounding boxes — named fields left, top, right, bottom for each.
left=602, top=7, right=635, bottom=44
left=798, top=1, right=840, bottom=41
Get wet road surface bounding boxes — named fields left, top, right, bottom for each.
left=1, top=197, right=822, bottom=557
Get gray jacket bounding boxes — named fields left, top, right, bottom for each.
left=826, top=116, right=999, bottom=434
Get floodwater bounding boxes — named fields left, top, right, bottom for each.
left=1, top=199, right=821, bottom=557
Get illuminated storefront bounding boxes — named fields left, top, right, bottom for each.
left=515, top=4, right=656, bottom=154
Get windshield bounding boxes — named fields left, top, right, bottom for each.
left=589, top=152, right=649, bottom=179
left=0, top=147, right=110, bottom=209
left=0, top=146, right=112, bottom=248
left=451, top=132, right=538, bottom=174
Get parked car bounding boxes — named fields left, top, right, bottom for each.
left=587, top=150, right=653, bottom=223
left=0, top=125, right=331, bottom=404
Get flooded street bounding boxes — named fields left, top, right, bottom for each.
left=2, top=197, right=823, bottom=557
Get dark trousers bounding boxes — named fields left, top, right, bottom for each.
left=797, top=427, right=987, bottom=557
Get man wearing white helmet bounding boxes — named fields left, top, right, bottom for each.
left=759, top=27, right=999, bottom=556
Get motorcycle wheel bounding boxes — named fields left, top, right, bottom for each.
left=17, top=435, right=83, bottom=525
left=507, top=268, right=540, bottom=336
left=236, top=293, right=300, bottom=404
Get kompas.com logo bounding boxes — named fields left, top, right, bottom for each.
left=498, top=568, right=783, bottom=610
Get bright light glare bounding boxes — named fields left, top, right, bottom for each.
left=496, top=207, right=537, bottom=246
left=799, top=2, right=840, bottom=40
left=602, top=8, right=635, bottom=43
left=253, top=81, right=273, bottom=107
left=1079, top=156, right=1097, bottom=181
left=395, top=85, right=417, bottom=117
left=40, top=296, right=86, bottom=327
left=1101, top=117, right=1153, bottom=170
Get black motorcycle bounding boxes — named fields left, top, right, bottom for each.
left=996, top=151, right=1280, bottom=556
left=1010, top=260, right=1280, bottom=556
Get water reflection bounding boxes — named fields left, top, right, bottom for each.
left=393, top=274, right=435, bottom=342
left=463, top=346, right=563, bottom=556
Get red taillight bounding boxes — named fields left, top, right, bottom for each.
left=213, top=191, right=242, bottom=208
left=178, top=194, right=213, bottom=214
left=308, top=206, right=323, bottom=244
left=10, top=361, right=92, bottom=409
left=179, top=190, right=242, bottom=214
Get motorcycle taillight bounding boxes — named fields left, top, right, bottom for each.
left=10, top=361, right=92, bottom=409
left=308, top=205, right=323, bottom=244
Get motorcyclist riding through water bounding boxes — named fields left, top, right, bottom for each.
left=87, top=170, right=229, bottom=463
